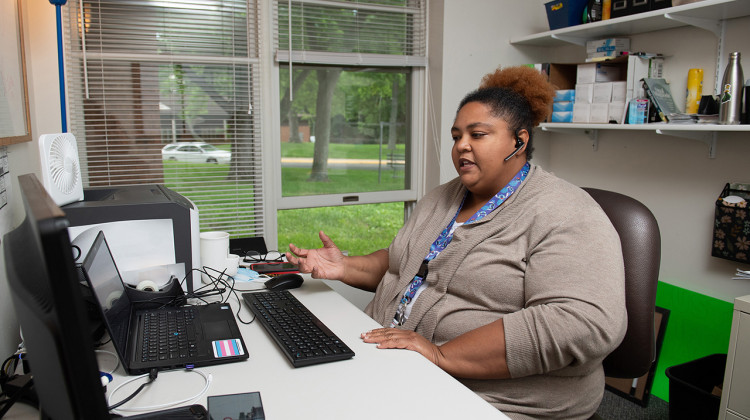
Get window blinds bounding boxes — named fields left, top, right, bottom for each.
left=63, top=0, right=264, bottom=238
left=274, top=0, right=427, bottom=67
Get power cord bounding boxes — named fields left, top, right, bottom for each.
left=108, top=368, right=212, bottom=416
left=181, top=267, right=261, bottom=325
left=107, top=368, right=158, bottom=410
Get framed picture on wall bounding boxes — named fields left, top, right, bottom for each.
left=0, top=0, right=32, bottom=146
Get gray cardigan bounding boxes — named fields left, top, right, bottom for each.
left=365, top=165, right=627, bottom=420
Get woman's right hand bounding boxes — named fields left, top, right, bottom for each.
left=286, top=231, right=346, bottom=280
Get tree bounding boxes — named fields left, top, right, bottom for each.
left=280, top=69, right=312, bottom=143
left=309, top=69, right=342, bottom=182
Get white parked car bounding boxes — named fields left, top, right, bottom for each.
left=161, top=142, right=231, bottom=164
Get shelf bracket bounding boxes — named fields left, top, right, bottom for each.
left=585, top=129, right=599, bottom=151
left=541, top=126, right=599, bottom=151
left=655, top=129, right=717, bottom=158
left=550, top=33, right=588, bottom=46
left=664, top=13, right=721, bottom=37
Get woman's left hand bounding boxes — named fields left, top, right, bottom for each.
left=361, top=328, right=443, bottom=366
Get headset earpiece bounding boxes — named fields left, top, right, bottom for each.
left=504, top=132, right=525, bottom=162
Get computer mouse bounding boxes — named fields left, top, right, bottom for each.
left=264, top=273, right=304, bottom=291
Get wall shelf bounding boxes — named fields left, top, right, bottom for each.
left=540, top=123, right=750, bottom=158
left=510, top=0, right=750, bottom=47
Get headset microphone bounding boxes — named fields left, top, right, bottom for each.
left=504, top=136, right=525, bottom=161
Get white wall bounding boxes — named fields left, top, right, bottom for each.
left=432, top=0, right=750, bottom=302
left=544, top=16, right=750, bottom=303
left=0, top=1, right=62, bottom=358
left=433, top=1, right=552, bottom=186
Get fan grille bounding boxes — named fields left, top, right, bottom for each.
left=48, top=135, right=81, bottom=195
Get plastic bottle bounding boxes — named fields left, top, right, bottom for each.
left=685, top=68, right=703, bottom=114
left=628, top=89, right=649, bottom=124
left=719, top=52, right=744, bottom=124
left=602, top=0, right=611, bottom=20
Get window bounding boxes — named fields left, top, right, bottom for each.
left=63, top=0, right=263, bottom=237
left=279, top=64, right=412, bottom=197
left=273, top=0, right=427, bottom=249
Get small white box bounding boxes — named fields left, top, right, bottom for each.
left=577, top=63, right=597, bottom=84
left=626, top=55, right=664, bottom=101
left=595, top=64, right=621, bottom=82
left=573, top=103, right=590, bottom=123
left=575, top=83, right=594, bottom=104
left=608, top=101, right=626, bottom=124
left=612, top=81, right=627, bottom=102
left=589, top=103, right=610, bottom=123
left=586, top=38, right=630, bottom=55
left=593, top=82, right=613, bottom=103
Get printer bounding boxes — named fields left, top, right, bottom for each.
left=62, top=184, right=201, bottom=293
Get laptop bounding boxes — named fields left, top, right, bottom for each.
left=81, top=230, right=248, bottom=375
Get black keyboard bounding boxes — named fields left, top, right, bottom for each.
left=242, top=290, right=354, bottom=367
left=140, top=308, right=198, bottom=362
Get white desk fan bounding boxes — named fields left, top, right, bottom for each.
left=39, top=133, right=84, bottom=206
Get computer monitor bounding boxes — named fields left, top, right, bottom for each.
left=4, top=173, right=110, bottom=419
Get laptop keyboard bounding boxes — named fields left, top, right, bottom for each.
left=140, top=308, right=199, bottom=363
left=242, top=290, right=354, bottom=367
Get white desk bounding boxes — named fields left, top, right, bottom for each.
left=101, top=277, right=509, bottom=419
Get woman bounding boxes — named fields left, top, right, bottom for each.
left=286, top=66, right=626, bottom=419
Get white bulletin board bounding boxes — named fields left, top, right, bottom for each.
left=0, top=0, right=32, bottom=145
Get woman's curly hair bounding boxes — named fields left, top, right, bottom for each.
left=457, top=66, right=556, bottom=160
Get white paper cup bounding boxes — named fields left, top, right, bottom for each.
left=225, top=254, right=240, bottom=277
left=200, top=231, right=230, bottom=283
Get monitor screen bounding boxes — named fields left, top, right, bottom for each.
left=4, top=173, right=110, bottom=419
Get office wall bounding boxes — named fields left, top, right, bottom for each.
left=434, top=1, right=750, bottom=303
left=0, top=1, right=61, bottom=358
left=429, top=0, right=750, bottom=401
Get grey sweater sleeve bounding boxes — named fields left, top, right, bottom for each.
left=502, top=191, right=627, bottom=378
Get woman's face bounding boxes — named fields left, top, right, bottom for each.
left=451, top=101, right=527, bottom=200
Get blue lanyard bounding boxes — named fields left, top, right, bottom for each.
left=392, top=162, right=530, bottom=326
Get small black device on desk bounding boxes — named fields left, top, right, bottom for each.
left=251, top=261, right=299, bottom=276
left=242, top=290, right=355, bottom=367
left=264, top=273, right=304, bottom=291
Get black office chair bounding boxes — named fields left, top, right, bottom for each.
left=583, top=188, right=661, bottom=418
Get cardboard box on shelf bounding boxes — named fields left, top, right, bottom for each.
left=589, top=104, right=610, bottom=123
left=577, top=62, right=623, bottom=84
left=573, top=103, right=591, bottom=122
left=546, top=56, right=664, bottom=121
left=608, top=101, right=626, bottom=123
left=575, top=83, right=594, bottom=103
left=612, top=81, right=627, bottom=102
left=593, top=82, right=614, bottom=103
left=586, top=38, right=630, bottom=56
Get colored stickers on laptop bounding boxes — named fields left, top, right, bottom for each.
left=213, top=339, right=245, bottom=358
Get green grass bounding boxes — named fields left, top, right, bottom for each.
left=161, top=156, right=406, bottom=250
left=281, top=142, right=405, bottom=159
left=162, top=160, right=258, bottom=233
left=282, top=167, right=405, bottom=196
left=277, top=202, right=404, bottom=255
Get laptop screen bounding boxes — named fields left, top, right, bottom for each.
left=82, top=231, right=133, bottom=358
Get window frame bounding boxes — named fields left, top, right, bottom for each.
left=264, top=0, right=427, bottom=248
